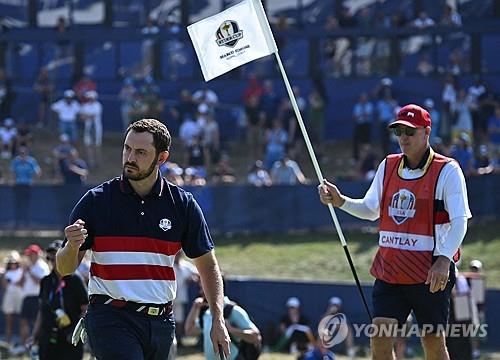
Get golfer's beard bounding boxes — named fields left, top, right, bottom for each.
left=123, top=159, right=157, bottom=181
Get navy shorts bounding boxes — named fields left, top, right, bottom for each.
left=85, top=303, right=175, bottom=360
left=372, top=266, right=456, bottom=330
left=21, top=296, right=39, bottom=321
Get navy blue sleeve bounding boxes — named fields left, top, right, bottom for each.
left=67, top=190, right=95, bottom=251
left=181, top=195, right=214, bottom=259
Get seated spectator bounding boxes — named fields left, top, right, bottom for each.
left=353, top=144, right=378, bottom=181
left=183, top=167, right=206, bottom=187
left=0, top=118, right=17, bottom=159
left=160, top=161, right=184, bottom=186
left=270, top=157, right=306, bottom=185
left=450, top=133, right=474, bottom=176
left=212, top=154, right=236, bottom=185
left=474, top=145, right=495, bottom=175
left=303, top=337, right=336, bottom=360
left=275, top=297, right=314, bottom=355
left=51, top=134, right=75, bottom=179
left=322, top=297, right=355, bottom=358
left=184, top=280, right=261, bottom=360
left=440, top=4, right=462, bottom=27
left=247, top=160, right=272, bottom=187
left=59, top=149, right=88, bottom=185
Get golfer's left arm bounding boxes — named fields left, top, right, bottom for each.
left=427, top=162, right=472, bottom=293
left=193, top=250, right=231, bottom=357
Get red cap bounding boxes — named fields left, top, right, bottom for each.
left=388, top=104, right=432, bottom=129
left=24, top=244, right=42, bottom=255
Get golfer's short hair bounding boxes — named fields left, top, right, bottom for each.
left=126, top=119, right=172, bottom=154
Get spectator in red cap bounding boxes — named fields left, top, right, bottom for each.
left=319, top=103, right=471, bottom=359
left=18, top=244, right=50, bottom=354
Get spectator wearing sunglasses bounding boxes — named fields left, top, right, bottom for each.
left=318, top=104, right=471, bottom=359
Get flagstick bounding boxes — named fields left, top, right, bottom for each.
left=274, top=52, right=372, bottom=321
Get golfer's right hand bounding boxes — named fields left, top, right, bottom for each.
left=64, top=219, right=88, bottom=249
left=318, top=179, right=345, bottom=207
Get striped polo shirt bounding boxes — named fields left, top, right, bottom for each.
left=69, top=174, right=213, bottom=304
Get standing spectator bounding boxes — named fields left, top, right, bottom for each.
left=141, top=76, right=164, bottom=121
left=487, top=105, right=500, bottom=150
left=307, top=88, right=326, bottom=157
left=172, top=251, right=198, bottom=347
left=440, top=4, right=462, bottom=27
left=245, top=94, right=265, bottom=161
left=54, top=16, right=71, bottom=60
left=73, top=75, right=96, bottom=104
left=376, top=92, right=398, bottom=155
left=467, top=77, right=486, bottom=143
left=19, top=245, right=50, bottom=354
left=141, top=17, right=160, bottom=72
left=10, top=146, right=41, bottom=228
left=79, top=90, right=103, bottom=168
left=424, top=98, right=441, bottom=143
left=0, top=118, right=17, bottom=159
left=450, top=133, right=475, bottom=176
left=0, top=68, right=15, bottom=120
left=352, top=92, right=374, bottom=160
left=283, top=86, right=306, bottom=159
left=179, top=115, right=201, bottom=152
left=30, top=240, right=88, bottom=360
left=202, top=111, right=220, bottom=165
left=59, top=149, right=88, bottom=185
left=243, top=75, right=263, bottom=106
left=16, top=122, right=33, bottom=149
left=270, top=157, right=307, bottom=185
left=451, top=89, right=473, bottom=143
left=1, top=251, right=24, bottom=348
left=51, top=90, right=81, bottom=143
left=247, top=160, right=272, bottom=187
left=33, top=68, right=54, bottom=128
left=264, top=119, right=288, bottom=169
left=260, top=80, right=280, bottom=128
left=192, top=85, right=219, bottom=114
left=477, top=83, right=498, bottom=144
left=170, top=89, right=196, bottom=129
left=119, top=78, right=137, bottom=131
left=441, top=74, right=458, bottom=141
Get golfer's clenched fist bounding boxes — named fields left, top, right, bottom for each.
left=318, top=179, right=345, bottom=208
left=64, top=219, right=88, bottom=249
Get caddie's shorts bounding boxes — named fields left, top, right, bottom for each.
left=372, top=265, right=456, bottom=331
left=85, top=303, right=175, bottom=360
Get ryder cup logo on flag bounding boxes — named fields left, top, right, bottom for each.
left=187, top=0, right=277, bottom=81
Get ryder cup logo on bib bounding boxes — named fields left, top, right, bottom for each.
left=159, top=218, right=172, bottom=231
left=388, top=189, right=416, bottom=225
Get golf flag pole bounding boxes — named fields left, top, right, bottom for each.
left=188, top=0, right=372, bottom=321
left=273, top=52, right=372, bottom=322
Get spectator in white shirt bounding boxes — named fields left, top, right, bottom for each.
left=173, top=251, right=199, bottom=346
left=80, top=90, right=103, bottom=167
left=51, top=90, right=80, bottom=142
left=179, top=116, right=201, bottom=148
left=1, top=251, right=24, bottom=347
left=19, top=244, right=50, bottom=351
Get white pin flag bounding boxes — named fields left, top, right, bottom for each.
left=187, top=0, right=277, bottom=81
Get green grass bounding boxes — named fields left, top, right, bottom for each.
left=1, top=219, right=499, bottom=287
